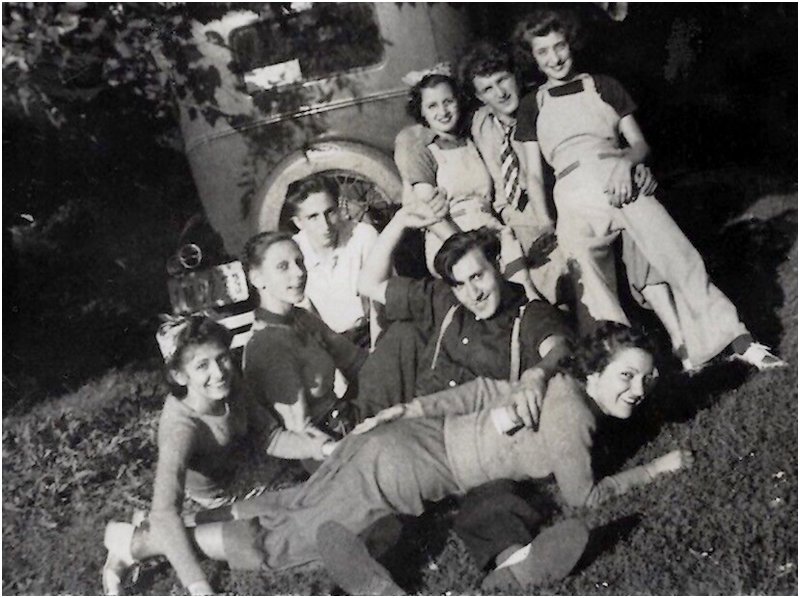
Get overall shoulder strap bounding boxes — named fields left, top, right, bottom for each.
left=509, top=304, right=527, bottom=382
left=431, top=304, right=460, bottom=370
left=535, top=86, right=547, bottom=109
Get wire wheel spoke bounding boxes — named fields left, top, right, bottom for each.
left=324, top=170, right=396, bottom=230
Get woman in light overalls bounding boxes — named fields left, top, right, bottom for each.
left=394, top=67, right=539, bottom=300
left=511, top=9, right=785, bottom=372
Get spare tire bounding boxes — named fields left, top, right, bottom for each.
left=252, top=140, right=403, bottom=234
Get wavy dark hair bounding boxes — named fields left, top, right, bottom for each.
left=433, top=227, right=501, bottom=286
left=457, top=40, right=518, bottom=101
left=565, top=321, right=656, bottom=382
left=283, top=175, right=340, bottom=219
left=406, top=73, right=467, bottom=136
left=511, top=9, right=583, bottom=71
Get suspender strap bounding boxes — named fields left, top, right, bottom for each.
left=431, top=303, right=526, bottom=380
left=509, top=304, right=527, bottom=382
left=431, top=304, right=460, bottom=370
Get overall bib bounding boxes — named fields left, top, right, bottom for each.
left=536, top=75, right=747, bottom=365
left=425, top=139, right=527, bottom=284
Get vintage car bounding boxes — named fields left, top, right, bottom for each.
left=159, top=2, right=472, bottom=324
left=165, top=2, right=473, bottom=256
left=160, top=2, right=623, bottom=319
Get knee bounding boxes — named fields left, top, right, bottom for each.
left=220, top=519, right=267, bottom=571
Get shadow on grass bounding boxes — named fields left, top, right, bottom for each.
left=596, top=175, right=797, bottom=479
left=574, top=513, right=643, bottom=574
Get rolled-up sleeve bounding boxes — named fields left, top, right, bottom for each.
left=519, top=301, right=573, bottom=368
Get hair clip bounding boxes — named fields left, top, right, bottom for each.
left=402, top=62, right=452, bottom=87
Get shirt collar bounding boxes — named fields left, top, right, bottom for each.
left=495, top=281, right=527, bottom=317
left=254, top=306, right=295, bottom=327
left=295, top=227, right=350, bottom=269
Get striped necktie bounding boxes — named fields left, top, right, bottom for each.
left=500, top=122, right=526, bottom=211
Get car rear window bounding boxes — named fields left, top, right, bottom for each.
left=231, top=3, right=384, bottom=91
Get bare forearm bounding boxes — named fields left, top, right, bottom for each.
left=149, top=509, right=209, bottom=589
left=266, top=428, right=330, bottom=460
left=535, top=336, right=570, bottom=377
left=358, top=215, right=408, bottom=302
left=428, top=219, right=459, bottom=241
left=620, top=140, right=650, bottom=167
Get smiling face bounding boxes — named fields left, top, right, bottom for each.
left=250, top=239, right=307, bottom=312
left=172, top=341, right=234, bottom=405
left=472, top=70, right=520, bottom=120
left=586, top=347, right=657, bottom=419
left=450, top=248, right=503, bottom=320
left=420, top=81, right=460, bottom=136
left=292, top=190, right=341, bottom=251
left=530, top=30, right=575, bottom=84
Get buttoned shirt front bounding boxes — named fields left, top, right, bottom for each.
left=294, top=220, right=378, bottom=334
left=384, top=276, right=569, bottom=396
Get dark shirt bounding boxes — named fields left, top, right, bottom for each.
left=384, top=277, right=570, bottom=395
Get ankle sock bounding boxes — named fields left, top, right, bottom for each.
left=104, top=522, right=135, bottom=565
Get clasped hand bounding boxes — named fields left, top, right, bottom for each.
left=508, top=368, right=549, bottom=430
left=605, top=162, right=659, bottom=207
left=401, top=187, right=449, bottom=228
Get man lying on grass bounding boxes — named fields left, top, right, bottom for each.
left=102, top=322, right=693, bottom=595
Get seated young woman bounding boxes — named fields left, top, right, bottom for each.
left=511, top=9, right=785, bottom=372
left=394, top=65, right=540, bottom=300
left=101, top=316, right=275, bottom=596
left=240, top=231, right=369, bottom=464
left=101, top=322, right=693, bottom=595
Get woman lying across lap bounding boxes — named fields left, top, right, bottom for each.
left=511, top=9, right=785, bottom=372
left=100, top=321, right=692, bottom=595
left=102, top=316, right=275, bottom=596
left=394, top=65, right=540, bottom=300
left=240, top=231, right=368, bottom=467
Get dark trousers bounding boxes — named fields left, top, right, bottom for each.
left=355, top=321, right=427, bottom=418
left=453, top=480, right=546, bottom=570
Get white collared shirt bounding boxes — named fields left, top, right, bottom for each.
left=294, top=220, right=378, bottom=333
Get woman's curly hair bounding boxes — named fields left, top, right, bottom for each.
left=565, top=321, right=656, bottom=382
left=406, top=74, right=468, bottom=136
left=511, top=9, right=583, bottom=70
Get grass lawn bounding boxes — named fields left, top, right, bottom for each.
left=2, top=170, right=797, bottom=595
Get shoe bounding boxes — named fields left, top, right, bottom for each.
left=675, top=346, right=706, bottom=376
left=482, top=518, right=589, bottom=592
left=681, top=358, right=709, bottom=376
left=316, top=521, right=406, bottom=596
left=102, top=522, right=136, bottom=595
left=731, top=342, right=787, bottom=371
left=361, top=514, right=403, bottom=561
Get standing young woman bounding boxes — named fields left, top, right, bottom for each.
left=394, top=67, right=540, bottom=299
left=511, top=9, right=785, bottom=372
left=240, top=232, right=367, bottom=463
left=100, top=322, right=693, bottom=595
